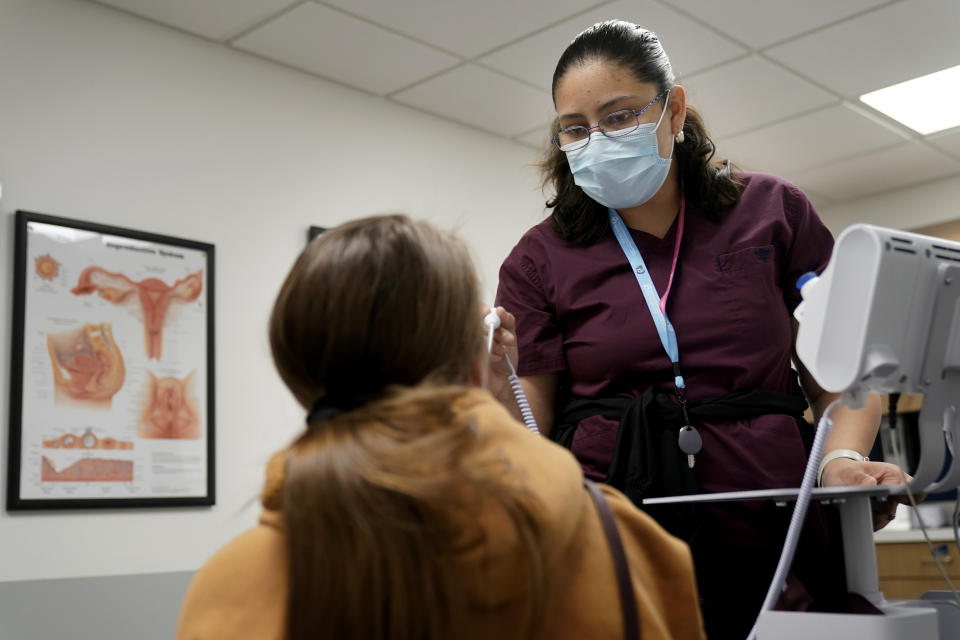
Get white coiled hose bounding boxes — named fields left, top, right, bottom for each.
left=504, top=351, right=539, bottom=435
left=485, top=309, right=540, bottom=435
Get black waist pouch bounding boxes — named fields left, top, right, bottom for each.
left=552, top=385, right=809, bottom=543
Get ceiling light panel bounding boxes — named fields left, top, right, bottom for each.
left=860, top=65, right=960, bottom=135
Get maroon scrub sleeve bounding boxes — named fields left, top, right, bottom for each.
left=496, top=237, right=567, bottom=377
left=779, top=181, right=835, bottom=312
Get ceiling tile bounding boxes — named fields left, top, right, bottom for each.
left=684, top=55, right=835, bottom=138
left=320, top=0, right=598, bottom=58
left=232, top=3, right=459, bottom=96
left=928, top=128, right=960, bottom=160
left=479, top=1, right=745, bottom=91
left=659, top=0, right=887, bottom=49
left=788, top=142, right=960, bottom=201
left=718, top=103, right=907, bottom=176
left=392, top=65, right=554, bottom=137
left=766, top=0, right=960, bottom=98
left=94, top=0, right=299, bottom=41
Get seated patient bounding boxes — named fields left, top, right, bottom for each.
left=175, top=215, right=704, bottom=640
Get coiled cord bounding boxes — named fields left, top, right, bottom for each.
left=504, top=352, right=539, bottom=435
left=485, top=308, right=539, bottom=435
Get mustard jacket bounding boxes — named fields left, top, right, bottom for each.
left=176, top=389, right=705, bottom=640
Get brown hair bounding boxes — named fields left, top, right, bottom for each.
left=269, top=215, right=546, bottom=640
left=544, top=20, right=743, bottom=245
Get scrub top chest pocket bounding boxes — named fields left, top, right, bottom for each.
left=714, top=244, right=791, bottom=340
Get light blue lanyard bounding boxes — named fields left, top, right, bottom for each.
left=608, top=208, right=686, bottom=392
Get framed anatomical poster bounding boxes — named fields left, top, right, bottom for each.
left=7, top=211, right=215, bottom=509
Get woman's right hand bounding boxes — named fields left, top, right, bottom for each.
left=482, top=305, right=519, bottom=395
left=482, top=305, right=558, bottom=434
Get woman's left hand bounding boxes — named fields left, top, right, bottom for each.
left=821, top=458, right=918, bottom=531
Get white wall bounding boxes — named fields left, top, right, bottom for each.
left=0, top=0, right=545, bottom=582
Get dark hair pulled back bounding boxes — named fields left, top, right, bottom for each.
left=543, top=20, right=743, bottom=245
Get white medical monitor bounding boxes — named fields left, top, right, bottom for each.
left=794, top=223, right=960, bottom=492
left=795, top=223, right=960, bottom=394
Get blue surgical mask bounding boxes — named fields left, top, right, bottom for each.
left=565, top=95, right=673, bottom=210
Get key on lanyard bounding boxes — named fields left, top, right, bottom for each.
left=609, top=206, right=703, bottom=467
left=676, top=388, right=702, bottom=468
left=679, top=426, right=701, bottom=468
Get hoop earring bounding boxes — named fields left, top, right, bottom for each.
left=675, top=131, right=685, bottom=144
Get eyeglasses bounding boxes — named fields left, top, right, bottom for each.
left=553, top=91, right=668, bottom=152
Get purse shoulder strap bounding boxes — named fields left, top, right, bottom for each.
left=583, top=479, right=640, bottom=639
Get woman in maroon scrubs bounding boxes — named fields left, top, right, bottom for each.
left=490, top=20, right=904, bottom=638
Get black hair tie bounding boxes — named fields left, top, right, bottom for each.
left=306, top=396, right=346, bottom=425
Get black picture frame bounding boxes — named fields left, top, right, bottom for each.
left=7, top=211, right=215, bottom=510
